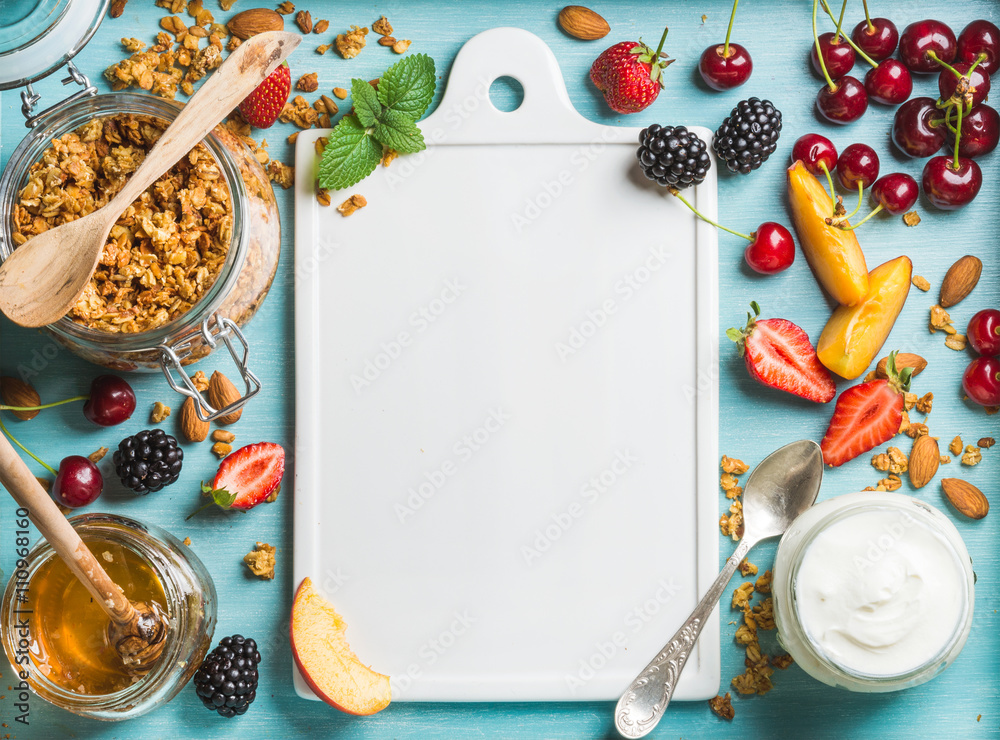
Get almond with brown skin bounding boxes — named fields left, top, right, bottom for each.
left=0, top=376, right=41, bottom=421
left=939, top=255, right=982, bottom=308
left=208, top=371, right=243, bottom=425
left=227, top=8, right=284, bottom=39
left=179, top=397, right=209, bottom=442
left=908, top=435, right=939, bottom=489
left=875, top=352, right=927, bottom=380
left=941, top=478, right=989, bottom=519
left=558, top=5, right=611, bottom=40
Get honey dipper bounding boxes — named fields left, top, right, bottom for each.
left=0, top=432, right=168, bottom=675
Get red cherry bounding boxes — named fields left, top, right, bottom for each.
left=891, top=97, right=946, bottom=157
left=82, top=375, right=136, bottom=426
left=52, top=456, right=103, bottom=508
left=816, top=76, right=868, bottom=124
left=791, top=133, right=837, bottom=175
left=837, top=143, right=879, bottom=190
left=699, top=43, right=753, bottom=90
left=938, top=61, right=991, bottom=109
left=744, top=223, right=795, bottom=275
left=864, top=59, right=913, bottom=105
left=899, top=20, right=957, bottom=73
left=963, top=356, right=1000, bottom=407
left=968, top=309, right=1000, bottom=357
left=921, top=156, right=983, bottom=209
left=945, top=104, right=1000, bottom=158
left=851, top=18, right=899, bottom=61
left=870, top=173, right=919, bottom=214
left=957, top=20, right=1000, bottom=76
left=811, top=32, right=856, bottom=80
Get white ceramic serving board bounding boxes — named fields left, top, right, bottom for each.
left=293, top=28, right=719, bottom=702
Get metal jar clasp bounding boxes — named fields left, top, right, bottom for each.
left=158, top=314, right=261, bottom=422
left=21, top=61, right=98, bottom=128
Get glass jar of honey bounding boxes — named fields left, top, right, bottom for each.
left=1, top=513, right=216, bottom=720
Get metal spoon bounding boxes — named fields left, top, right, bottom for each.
left=614, top=439, right=824, bottom=739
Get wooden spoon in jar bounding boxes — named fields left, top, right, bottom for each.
left=0, top=30, right=300, bottom=328
left=0, top=432, right=168, bottom=674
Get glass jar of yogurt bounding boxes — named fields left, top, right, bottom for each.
left=772, top=491, right=974, bottom=692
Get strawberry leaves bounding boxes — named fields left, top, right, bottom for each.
left=318, top=54, right=437, bottom=190
left=185, top=483, right=238, bottom=520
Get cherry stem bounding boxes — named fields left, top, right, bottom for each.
left=0, top=395, right=88, bottom=413
left=840, top=181, right=865, bottom=221
left=668, top=189, right=752, bottom=241
left=838, top=203, right=883, bottom=231
left=943, top=105, right=959, bottom=135
left=862, top=0, right=874, bottom=32
left=953, top=102, right=963, bottom=168
left=813, top=0, right=837, bottom=92
left=833, top=0, right=847, bottom=43
left=653, top=25, right=669, bottom=60
left=819, top=161, right=837, bottom=208
left=927, top=50, right=963, bottom=79
left=0, top=416, right=57, bottom=476
left=723, top=0, right=739, bottom=57
left=821, top=0, right=877, bottom=67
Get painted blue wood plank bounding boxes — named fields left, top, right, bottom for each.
left=1, top=1, right=998, bottom=738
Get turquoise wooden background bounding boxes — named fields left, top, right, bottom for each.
left=1, top=1, right=998, bottom=738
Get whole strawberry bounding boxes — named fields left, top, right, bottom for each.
left=590, top=27, right=673, bottom=114
left=239, top=61, right=291, bottom=129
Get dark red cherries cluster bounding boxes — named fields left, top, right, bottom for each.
left=964, top=308, right=1000, bottom=407
left=791, top=133, right=918, bottom=229
left=699, top=0, right=753, bottom=90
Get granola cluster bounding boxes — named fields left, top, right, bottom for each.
left=718, top=455, right=748, bottom=540
left=729, top=572, right=791, bottom=697
left=12, top=114, right=233, bottom=334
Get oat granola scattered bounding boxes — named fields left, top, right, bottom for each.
left=903, top=392, right=918, bottom=411
left=962, top=445, right=982, bottom=466
left=378, top=36, right=397, bottom=47
left=719, top=499, right=743, bottom=540
left=738, top=558, right=757, bottom=576
left=708, top=693, right=735, bottom=721
left=902, top=210, right=921, bottom=227
left=296, top=72, right=319, bottom=92
left=721, top=455, right=749, bottom=474
left=872, top=446, right=908, bottom=474
left=243, top=541, right=276, bottom=579
left=332, top=86, right=348, bottom=99
left=915, top=392, right=933, bottom=414
left=381, top=147, right=398, bottom=167
left=267, top=160, right=295, bottom=189
left=89, top=447, right=109, bottom=463
left=13, top=115, right=233, bottom=333
left=314, top=19, right=329, bottom=34
left=950, top=436, right=963, bottom=456
left=191, top=370, right=210, bottom=392
left=940, top=455, right=952, bottom=464
left=945, top=333, right=968, bottom=351
left=732, top=582, right=754, bottom=610
left=897, top=410, right=910, bottom=435
left=906, top=422, right=929, bottom=439
left=212, top=429, right=236, bottom=443
left=150, top=401, right=172, bottom=423
left=771, top=654, right=794, bottom=669
left=929, top=304, right=955, bottom=334
left=911, top=274, right=930, bottom=291
left=276, top=1, right=294, bottom=14
left=392, top=39, right=411, bottom=54
left=335, top=25, right=368, bottom=59
left=110, top=0, right=129, bottom=17
left=183, top=536, right=192, bottom=546
left=279, top=94, right=319, bottom=128
left=337, top=193, right=367, bottom=216
left=978, top=437, right=995, bottom=448
left=755, top=570, right=772, bottom=594
left=211, top=442, right=232, bottom=459
left=877, top=474, right=902, bottom=491
left=372, top=15, right=392, bottom=36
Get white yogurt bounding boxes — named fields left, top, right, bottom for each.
left=794, top=506, right=966, bottom=676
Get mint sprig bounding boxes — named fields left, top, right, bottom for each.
left=318, top=53, right=437, bottom=190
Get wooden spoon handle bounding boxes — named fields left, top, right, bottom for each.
left=110, top=30, right=300, bottom=211
left=0, top=432, right=133, bottom=623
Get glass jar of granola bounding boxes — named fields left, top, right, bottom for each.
left=0, top=92, right=280, bottom=419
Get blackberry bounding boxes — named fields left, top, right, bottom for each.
left=112, top=428, right=183, bottom=494
left=636, top=124, right=712, bottom=189
left=193, top=635, right=261, bottom=718
left=713, top=98, right=782, bottom=175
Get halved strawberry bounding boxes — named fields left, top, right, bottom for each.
left=821, top=351, right=913, bottom=467
left=187, top=442, right=285, bottom=518
left=727, top=302, right=836, bottom=403
left=238, top=62, right=291, bottom=129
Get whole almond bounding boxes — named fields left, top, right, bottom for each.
left=227, top=8, right=284, bottom=39
left=941, top=478, right=989, bottom=519
left=208, top=371, right=243, bottom=425
left=876, top=352, right=927, bottom=380
left=179, top=397, right=209, bottom=442
left=939, top=255, right=982, bottom=308
left=558, top=5, right=611, bottom=40
left=908, top=435, right=939, bottom=489
left=0, top=377, right=41, bottom=420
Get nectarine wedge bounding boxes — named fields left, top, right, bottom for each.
left=291, top=577, right=391, bottom=715
left=787, top=160, right=869, bottom=306
left=817, top=256, right=912, bottom=380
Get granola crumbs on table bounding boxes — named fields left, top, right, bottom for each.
left=945, top=333, right=968, bottom=351
left=872, top=446, right=907, bottom=474
left=962, top=446, right=982, bottom=466
left=378, top=35, right=397, bottom=47
left=332, top=87, right=348, bottom=99
left=911, top=274, right=930, bottom=291
left=372, top=15, right=393, bottom=36
left=265, top=484, right=281, bottom=503
left=877, top=474, right=903, bottom=492
left=244, top=542, right=276, bottom=579
left=314, top=19, right=329, bottom=34
left=279, top=95, right=319, bottom=128
left=915, top=392, right=933, bottom=414
left=212, top=429, right=236, bottom=443
left=721, top=455, right=749, bottom=474
left=903, top=210, right=921, bottom=227
left=276, top=1, right=294, bottom=14
left=771, top=654, right=794, bottom=669
left=903, top=392, right=918, bottom=411
left=755, top=570, right=772, bottom=594
left=732, top=582, right=754, bottom=610
left=392, top=39, right=411, bottom=54
left=738, top=558, right=757, bottom=576
left=183, top=536, right=192, bottom=546
left=337, top=194, right=367, bottom=216
left=190, top=370, right=210, bottom=392
left=929, top=304, right=955, bottom=334
left=211, top=442, right=232, bottom=458
left=267, top=160, right=294, bottom=189
left=897, top=410, right=910, bottom=435
left=950, top=436, right=963, bottom=456
left=381, top=148, right=398, bottom=167
left=708, top=693, right=735, bottom=720
left=940, top=455, right=952, bottom=464
left=88, top=447, right=109, bottom=463
left=151, top=401, right=171, bottom=423
left=979, top=437, right=995, bottom=448
left=335, top=25, right=368, bottom=58
left=905, top=422, right=929, bottom=439
left=296, top=72, right=319, bottom=92
left=719, top=499, right=743, bottom=540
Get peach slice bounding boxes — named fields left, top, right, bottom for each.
left=290, top=577, right=391, bottom=715
left=787, top=160, right=869, bottom=306
left=817, top=256, right=912, bottom=380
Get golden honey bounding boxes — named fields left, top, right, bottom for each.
left=27, top=536, right=168, bottom=695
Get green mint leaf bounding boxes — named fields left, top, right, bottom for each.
left=374, top=109, right=426, bottom=154
left=351, top=78, right=382, bottom=127
left=318, top=115, right=382, bottom=190
left=377, top=53, right=436, bottom=119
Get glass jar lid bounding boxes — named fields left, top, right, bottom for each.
left=0, top=0, right=109, bottom=91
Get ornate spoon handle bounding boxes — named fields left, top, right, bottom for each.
left=614, top=537, right=754, bottom=739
